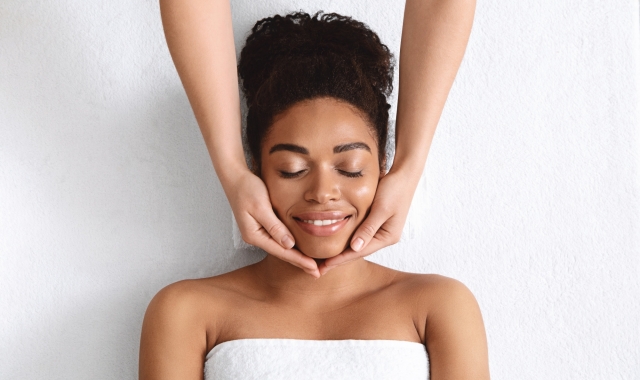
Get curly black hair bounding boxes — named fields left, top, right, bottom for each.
left=238, top=11, right=395, bottom=171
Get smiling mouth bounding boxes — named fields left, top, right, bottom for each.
left=297, top=216, right=349, bottom=226
left=292, top=215, right=352, bottom=237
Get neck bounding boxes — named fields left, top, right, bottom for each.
left=251, top=254, right=376, bottom=305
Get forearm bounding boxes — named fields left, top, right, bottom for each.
left=393, top=0, right=475, bottom=179
left=159, top=0, right=247, bottom=190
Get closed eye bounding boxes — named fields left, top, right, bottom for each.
left=279, top=170, right=306, bottom=179
left=338, top=170, right=363, bottom=178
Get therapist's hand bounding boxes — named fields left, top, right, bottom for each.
left=228, top=170, right=320, bottom=278
left=319, top=167, right=418, bottom=275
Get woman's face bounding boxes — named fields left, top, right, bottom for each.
left=260, top=97, right=381, bottom=259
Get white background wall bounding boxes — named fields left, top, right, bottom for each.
left=1, top=0, right=638, bottom=378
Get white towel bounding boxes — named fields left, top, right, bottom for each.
left=204, top=338, right=429, bottom=380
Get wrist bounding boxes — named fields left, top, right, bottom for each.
left=391, top=109, right=438, bottom=181
left=213, top=156, right=251, bottom=191
left=387, top=150, right=429, bottom=181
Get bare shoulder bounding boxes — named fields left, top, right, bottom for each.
left=386, top=270, right=477, bottom=307
left=376, top=268, right=489, bottom=378
left=142, top=265, right=257, bottom=347
left=389, top=271, right=489, bottom=379
left=139, top=266, right=259, bottom=378
left=141, top=279, right=216, bottom=348
left=145, top=278, right=214, bottom=322
left=145, top=265, right=257, bottom=323
left=405, top=274, right=484, bottom=336
left=390, top=271, right=483, bottom=331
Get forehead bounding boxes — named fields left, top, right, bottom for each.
left=264, top=98, right=377, bottom=150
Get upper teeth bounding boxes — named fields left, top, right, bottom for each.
left=303, top=219, right=341, bottom=226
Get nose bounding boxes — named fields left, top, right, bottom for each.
left=304, top=167, right=341, bottom=204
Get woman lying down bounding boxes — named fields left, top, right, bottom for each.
left=139, top=11, right=489, bottom=380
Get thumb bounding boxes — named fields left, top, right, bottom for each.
left=252, top=206, right=295, bottom=249
left=350, top=205, right=391, bottom=252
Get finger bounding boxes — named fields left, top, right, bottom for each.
left=252, top=206, right=296, bottom=249
left=249, top=229, right=320, bottom=278
left=321, top=236, right=391, bottom=276
left=349, top=204, right=392, bottom=252
left=318, top=250, right=361, bottom=276
left=322, top=248, right=362, bottom=272
left=316, top=260, right=333, bottom=276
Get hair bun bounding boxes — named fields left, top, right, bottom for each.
left=238, top=11, right=394, bottom=107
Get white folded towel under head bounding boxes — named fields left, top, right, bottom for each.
left=204, top=338, right=430, bottom=380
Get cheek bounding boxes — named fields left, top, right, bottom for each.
left=263, top=175, right=299, bottom=218
left=343, top=177, right=378, bottom=216
left=353, top=181, right=377, bottom=198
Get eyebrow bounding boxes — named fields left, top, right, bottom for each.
left=268, top=142, right=372, bottom=155
left=333, top=142, right=371, bottom=154
left=269, top=143, right=309, bottom=155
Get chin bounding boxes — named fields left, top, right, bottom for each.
left=296, top=240, right=349, bottom=259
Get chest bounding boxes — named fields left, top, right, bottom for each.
left=211, top=289, right=424, bottom=345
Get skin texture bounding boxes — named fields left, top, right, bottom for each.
left=158, top=0, right=476, bottom=278
left=139, top=98, right=490, bottom=379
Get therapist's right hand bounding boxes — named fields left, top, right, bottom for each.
left=227, top=170, right=320, bottom=278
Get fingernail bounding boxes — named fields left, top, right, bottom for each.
left=352, top=238, right=364, bottom=252
left=281, top=235, right=294, bottom=249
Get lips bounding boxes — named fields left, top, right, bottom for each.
left=292, top=211, right=352, bottom=237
